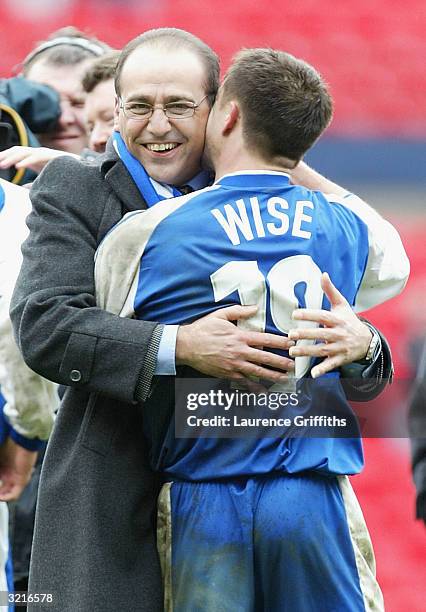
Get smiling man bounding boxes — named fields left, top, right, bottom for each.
left=114, top=39, right=212, bottom=186
left=21, top=27, right=110, bottom=155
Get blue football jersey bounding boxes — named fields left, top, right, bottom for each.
left=95, top=171, right=409, bottom=479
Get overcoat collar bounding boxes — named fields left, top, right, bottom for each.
left=100, top=139, right=148, bottom=213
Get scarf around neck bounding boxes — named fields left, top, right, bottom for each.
left=112, top=131, right=183, bottom=207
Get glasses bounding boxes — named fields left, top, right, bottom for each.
left=119, top=95, right=209, bottom=120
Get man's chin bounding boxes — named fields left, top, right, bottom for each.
left=143, top=160, right=194, bottom=187
left=40, top=135, right=86, bottom=155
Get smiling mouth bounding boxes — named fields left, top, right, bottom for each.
left=51, top=134, right=80, bottom=141
left=144, top=143, right=181, bottom=153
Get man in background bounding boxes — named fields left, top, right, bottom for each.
left=408, top=338, right=426, bottom=525
left=82, top=50, right=119, bottom=153
left=21, top=26, right=110, bottom=155
left=0, top=27, right=112, bottom=175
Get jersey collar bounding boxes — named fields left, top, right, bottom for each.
left=215, top=170, right=291, bottom=189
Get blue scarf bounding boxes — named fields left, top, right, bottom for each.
left=112, top=131, right=182, bottom=207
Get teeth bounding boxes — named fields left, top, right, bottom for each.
left=146, top=143, right=178, bottom=152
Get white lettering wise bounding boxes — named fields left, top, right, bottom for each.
left=293, top=200, right=314, bottom=239
left=266, top=197, right=290, bottom=235
left=211, top=199, right=254, bottom=246
left=249, top=196, right=266, bottom=238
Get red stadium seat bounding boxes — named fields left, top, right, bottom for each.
left=0, top=0, right=425, bottom=135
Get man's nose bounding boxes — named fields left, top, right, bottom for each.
left=89, top=123, right=109, bottom=153
left=58, top=102, right=77, bottom=127
left=147, top=107, right=172, bottom=136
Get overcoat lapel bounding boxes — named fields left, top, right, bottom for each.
left=101, top=142, right=148, bottom=213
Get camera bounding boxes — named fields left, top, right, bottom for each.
left=0, top=77, right=60, bottom=183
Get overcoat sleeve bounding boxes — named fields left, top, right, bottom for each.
left=10, top=155, right=161, bottom=403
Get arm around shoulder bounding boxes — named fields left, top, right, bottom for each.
left=291, top=162, right=410, bottom=309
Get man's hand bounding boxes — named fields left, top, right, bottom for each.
left=176, top=305, right=295, bottom=383
left=0, top=146, right=78, bottom=174
left=0, top=437, right=37, bottom=501
left=288, top=272, right=372, bottom=378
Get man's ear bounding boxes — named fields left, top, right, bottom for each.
left=222, top=101, right=239, bottom=135
left=113, top=96, right=120, bottom=131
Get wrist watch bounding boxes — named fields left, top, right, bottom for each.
left=363, top=326, right=381, bottom=362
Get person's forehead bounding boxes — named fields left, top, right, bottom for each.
left=85, top=80, right=115, bottom=123
left=86, top=79, right=115, bottom=111
left=119, top=45, right=207, bottom=100
left=26, top=60, right=89, bottom=98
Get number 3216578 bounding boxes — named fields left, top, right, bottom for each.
left=8, top=592, right=53, bottom=604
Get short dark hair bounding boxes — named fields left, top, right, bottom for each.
left=221, top=48, right=333, bottom=163
left=114, top=28, right=219, bottom=104
left=22, top=26, right=111, bottom=76
left=82, top=51, right=121, bottom=93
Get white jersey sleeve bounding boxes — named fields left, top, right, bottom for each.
left=325, top=192, right=410, bottom=312
left=0, top=179, right=57, bottom=440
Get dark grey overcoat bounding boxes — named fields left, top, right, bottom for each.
left=10, top=146, right=164, bottom=612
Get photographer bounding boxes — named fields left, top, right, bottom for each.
left=0, top=77, right=60, bottom=184
left=0, top=27, right=111, bottom=180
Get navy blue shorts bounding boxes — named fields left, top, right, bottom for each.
left=157, top=473, right=383, bottom=611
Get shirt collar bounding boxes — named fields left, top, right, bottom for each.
left=149, top=169, right=212, bottom=199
